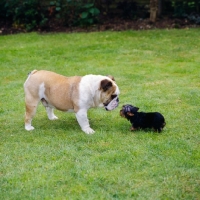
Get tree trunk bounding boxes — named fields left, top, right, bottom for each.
left=150, top=0, right=158, bottom=22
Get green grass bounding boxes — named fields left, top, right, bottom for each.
left=0, top=29, right=200, bottom=200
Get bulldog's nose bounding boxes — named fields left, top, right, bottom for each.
left=116, top=98, right=119, bottom=102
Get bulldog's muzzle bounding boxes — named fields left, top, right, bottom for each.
left=105, top=96, right=119, bottom=111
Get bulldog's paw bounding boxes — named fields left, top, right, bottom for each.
left=82, top=127, right=95, bottom=134
left=25, top=124, right=35, bottom=131
left=49, top=115, right=58, bottom=120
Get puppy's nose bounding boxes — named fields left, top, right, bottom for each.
left=116, top=98, right=119, bottom=102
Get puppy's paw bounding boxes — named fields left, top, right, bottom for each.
left=82, top=127, right=95, bottom=134
left=25, top=125, right=35, bottom=131
left=130, top=126, right=136, bottom=131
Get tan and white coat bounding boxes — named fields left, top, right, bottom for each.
left=24, top=70, right=120, bottom=134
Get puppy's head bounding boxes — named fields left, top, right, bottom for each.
left=120, top=104, right=139, bottom=118
left=99, top=76, right=120, bottom=111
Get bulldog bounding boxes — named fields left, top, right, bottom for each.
left=24, top=70, right=120, bottom=134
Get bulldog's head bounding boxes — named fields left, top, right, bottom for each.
left=99, top=77, right=120, bottom=111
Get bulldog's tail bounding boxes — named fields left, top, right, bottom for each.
left=27, top=69, right=37, bottom=76
left=24, top=70, right=38, bottom=87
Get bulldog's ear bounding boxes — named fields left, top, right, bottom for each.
left=100, top=79, right=113, bottom=92
left=127, top=112, right=134, bottom=116
left=106, top=75, right=115, bottom=81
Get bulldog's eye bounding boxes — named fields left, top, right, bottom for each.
left=111, top=95, right=117, bottom=99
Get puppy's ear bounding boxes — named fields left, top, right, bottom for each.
left=100, top=79, right=113, bottom=92
left=136, top=107, right=139, bottom=111
left=127, top=112, right=134, bottom=116
left=107, top=75, right=115, bottom=81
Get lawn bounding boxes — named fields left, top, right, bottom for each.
left=0, top=29, right=199, bottom=200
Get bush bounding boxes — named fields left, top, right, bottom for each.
left=0, top=0, right=100, bottom=30
left=49, top=0, right=100, bottom=27
left=172, top=0, right=200, bottom=24
left=0, top=0, right=48, bottom=31
left=14, top=0, right=48, bottom=31
left=0, top=0, right=18, bottom=20
left=172, top=0, right=200, bottom=17
left=1, top=0, right=199, bottom=32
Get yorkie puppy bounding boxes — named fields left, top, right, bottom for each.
left=120, top=104, right=166, bottom=132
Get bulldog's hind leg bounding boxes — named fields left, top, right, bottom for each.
left=45, top=107, right=58, bottom=120
left=25, top=98, right=40, bottom=131
left=41, top=98, right=58, bottom=120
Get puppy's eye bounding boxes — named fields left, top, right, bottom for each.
left=111, top=95, right=117, bottom=99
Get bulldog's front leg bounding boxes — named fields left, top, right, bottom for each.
left=75, top=109, right=95, bottom=134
